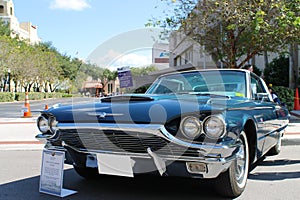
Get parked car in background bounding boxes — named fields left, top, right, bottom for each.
left=36, top=69, right=289, bottom=198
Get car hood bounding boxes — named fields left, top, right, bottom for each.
left=44, top=94, right=246, bottom=124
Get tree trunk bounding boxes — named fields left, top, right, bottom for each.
left=293, top=44, right=299, bottom=89
left=264, top=51, right=269, bottom=68
left=289, top=44, right=295, bottom=89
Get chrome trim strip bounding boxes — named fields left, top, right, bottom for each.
left=228, top=106, right=274, bottom=111
left=57, top=143, right=237, bottom=163
left=57, top=123, right=165, bottom=136
left=87, top=112, right=124, bottom=118
left=55, top=123, right=239, bottom=151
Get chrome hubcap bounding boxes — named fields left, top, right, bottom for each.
left=235, top=143, right=246, bottom=183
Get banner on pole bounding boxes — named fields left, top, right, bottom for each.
left=117, top=66, right=133, bottom=88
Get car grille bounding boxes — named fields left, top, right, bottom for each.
left=57, top=129, right=200, bottom=157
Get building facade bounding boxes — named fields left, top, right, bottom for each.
left=0, top=0, right=40, bottom=44
left=152, top=41, right=170, bottom=70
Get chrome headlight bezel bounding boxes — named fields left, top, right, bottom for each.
left=37, top=116, right=50, bottom=134
left=203, top=115, right=226, bottom=139
left=179, top=116, right=202, bottom=140
left=49, top=116, right=58, bottom=133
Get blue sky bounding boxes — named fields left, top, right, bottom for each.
left=13, top=0, right=169, bottom=67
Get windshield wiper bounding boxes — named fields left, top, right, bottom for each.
left=157, top=92, right=231, bottom=99
left=189, top=92, right=231, bottom=99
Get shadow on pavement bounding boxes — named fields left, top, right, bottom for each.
left=0, top=169, right=228, bottom=200
left=249, top=159, right=300, bottom=181
left=258, top=159, right=300, bottom=166
left=249, top=171, right=300, bottom=181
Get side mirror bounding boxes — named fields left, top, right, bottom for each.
left=255, top=93, right=270, bottom=102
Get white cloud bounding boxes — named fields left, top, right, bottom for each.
left=92, top=49, right=152, bottom=71
left=50, top=0, right=91, bottom=11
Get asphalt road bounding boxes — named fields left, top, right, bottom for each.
left=0, top=146, right=299, bottom=200
left=0, top=97, right=99, bottom=118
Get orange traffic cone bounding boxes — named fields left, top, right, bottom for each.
left=294, top=88, right=300, bottom=110
left=45, top=104, right=49, bottom=110
left=22, top=92, right=32, bottom=118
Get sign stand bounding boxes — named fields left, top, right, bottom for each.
left=39, top=150, right=77, bottom=197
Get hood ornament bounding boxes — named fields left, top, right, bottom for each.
left=98, top=112, right=107, bottom=118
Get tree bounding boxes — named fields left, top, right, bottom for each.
left=130, top=65, right=157, bottom=76
left=263, top=55, right=289, bottom=87
left=149, top=0, right=300, bottom=68
left=101, top=69, right=117, bottom=90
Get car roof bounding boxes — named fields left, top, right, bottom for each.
left=158, top=68, right=249, bottom=78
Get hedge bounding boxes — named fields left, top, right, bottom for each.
left=272, top=86, right=294, bottom=111
left=0, top=92, right=14, bottom=102
left=0, top=92, right=79, bottom=102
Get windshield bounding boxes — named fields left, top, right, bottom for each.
left=146, top=70, right=247, bottom=97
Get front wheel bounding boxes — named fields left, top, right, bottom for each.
left=215, top=131, right=249, bottom=198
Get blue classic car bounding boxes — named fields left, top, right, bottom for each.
left=36, top=69, right=289, bottom=197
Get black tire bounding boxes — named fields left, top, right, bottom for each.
left=73, top=165, right=100, bottom=179
left=267, top=131, right=282, bottom=156
left=215, top=131, right=249, bottom=198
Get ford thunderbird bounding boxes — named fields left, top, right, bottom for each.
left=36, top=69, right=289, bottom=197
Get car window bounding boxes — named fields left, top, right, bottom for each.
left=250, top=74, right=270, bottom=101
left=146, top=70, right=247, bottom=97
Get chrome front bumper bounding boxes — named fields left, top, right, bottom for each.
left=36, top=122, right=240, bottom=178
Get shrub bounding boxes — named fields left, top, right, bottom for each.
left=264, top=55, right=289, bottom=87
left=45, top=92, right=63, bottom=99
left=0, top=93, right=14, bottom=102
left=272, top=86, right=294, bottom=111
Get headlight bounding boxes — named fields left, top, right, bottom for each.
left=203, top=115, right=225, bottom=139
left=49, top=117, right=58, bottom=133
left=37, top=116, right=49, bottom=133
left=180, top=116, right=202, bottom=139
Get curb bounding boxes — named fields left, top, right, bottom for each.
left=290, top=111, right=300, bottom=118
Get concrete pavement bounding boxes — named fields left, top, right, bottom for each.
left=0, top=112, right=299, bottom=150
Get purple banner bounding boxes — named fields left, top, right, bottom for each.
left=118, top=67, right=133, bottom=88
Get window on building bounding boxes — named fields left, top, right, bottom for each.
left=0, top=6, right=4, bottom=13
left=174, top=56, right=181, bottom=67
left=10, top=7, right=13, bottom=15
left=107, top=83, right=113, bottom=94
left=184, top=48, right=193, bottom=64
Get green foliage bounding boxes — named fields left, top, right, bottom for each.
left=0, top=34, right=104, bottom=93
left=150, top=0, right=300, bottom=68
left=130, top=65, right=158, bottom=76
left=252, top=65, right=262, bottom=77
left=101, top=69, right=118, bottom=88
left=44, top=92, right=63, bottom=99
left=0, top=92, right=14, bottom=102
left=263, top=55, right=289, bottom=87
left=0, top=20, right=11, bottom=36
left=272, top=86, right=294, bottom=111
left=13, top=92, right=75, bottom=101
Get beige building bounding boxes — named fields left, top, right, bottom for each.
left=152, top=41, right=170, bottom=70
left=0, top=0, right=40, bottom=44
left=168, top=31, right=299, bottom=74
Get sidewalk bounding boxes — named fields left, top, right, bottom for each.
left=0, top=112, right=299, bottom=150
left=283, top=110, right=300, bottom=145
left=0, top=117, right=44, bottom=150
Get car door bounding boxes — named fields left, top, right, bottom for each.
left=250, top=74, right=279, bottom=154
